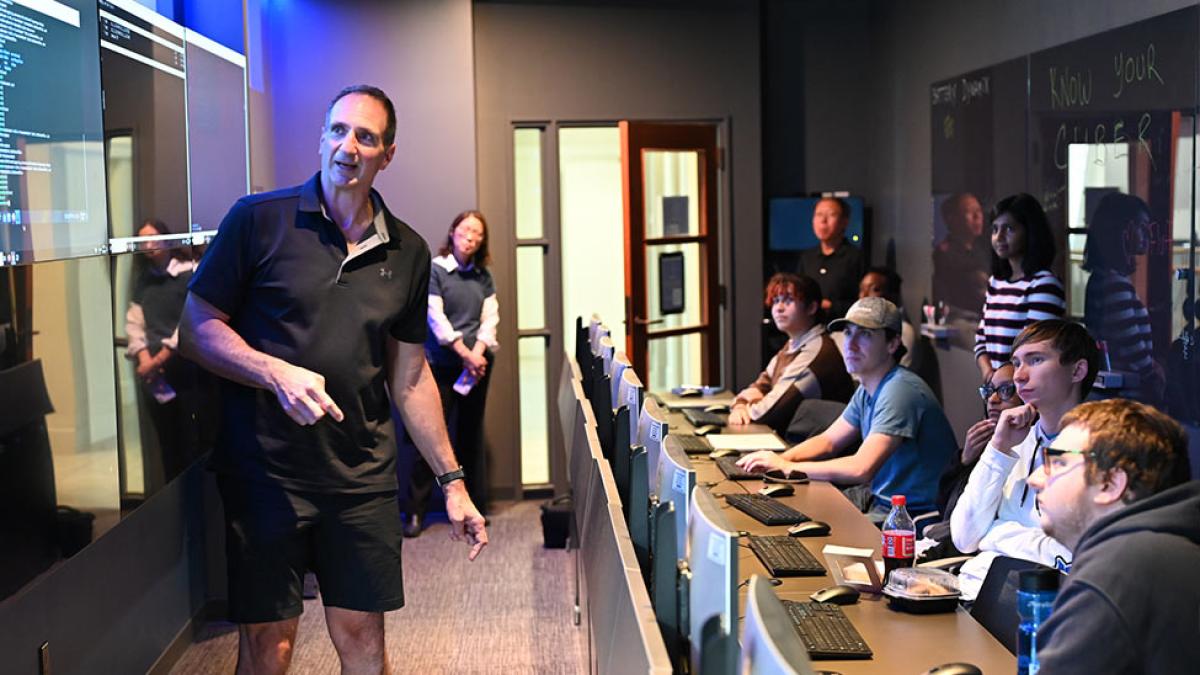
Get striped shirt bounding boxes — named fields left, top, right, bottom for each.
left=734, top=325, right=854, bottom=434
left=1084, top=270, right=1154, bottom=376
left=974, top=270, right=1066, bottom=367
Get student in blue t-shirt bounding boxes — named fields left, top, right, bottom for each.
left=739, top=296, right=957, bottom=522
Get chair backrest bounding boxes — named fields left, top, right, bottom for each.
left=969, top=555, right=1061, bottom=655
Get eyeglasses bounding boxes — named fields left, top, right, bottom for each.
left=978, top=382, right=1018, bottom=401
left=1040, top=445, right=1097, bottom=476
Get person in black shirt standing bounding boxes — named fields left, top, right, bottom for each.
left=180, top=85, right=487, bottom=675
left=796, top=197, right=864, bottom=320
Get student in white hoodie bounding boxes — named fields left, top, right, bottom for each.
left=951, top=319, right=1099, bottom=600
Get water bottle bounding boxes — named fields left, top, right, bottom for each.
left=1016, top=568, right=1060, bottom=675
left=881, top=495, right=915, bottom=583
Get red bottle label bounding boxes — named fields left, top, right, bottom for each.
left=882, top=530, right=914, bottom=558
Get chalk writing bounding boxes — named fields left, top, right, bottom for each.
left=943, top=114, right=955, bottom=140
left=932, top=83, right=956, bottom=106
left=1112, top=44, right=1165, bottom=99
left=1050, top=66, right=1093, bottom=110
left=960, top=75, right=990, bottom=103
left=1053, top=112, right=1153, bottom=170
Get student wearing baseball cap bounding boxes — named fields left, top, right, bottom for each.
left=739, top=296, right=957, bottom=521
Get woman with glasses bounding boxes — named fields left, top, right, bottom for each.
left=406, top=210, right=499, bottom=537
left=1082, top=192, right=1163, bottom=406
left=974, top=194, right=1066, bottom=380
left=918, top=363, right=1023, bottom=561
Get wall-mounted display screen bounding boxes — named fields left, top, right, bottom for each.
left=0, top=0, right=109, bottom=266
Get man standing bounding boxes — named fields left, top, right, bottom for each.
left=796, top=197, right=864, bottom=320
left=180, top=85, right=487, bottom=674
left=951, top=320, right=1095, bottom=600
left=1028, top=399, right=1198, bottom=674
left=738, top=297, right=957, bottom=521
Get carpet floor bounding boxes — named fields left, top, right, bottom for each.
left=170, top=500, right=586, bottom=674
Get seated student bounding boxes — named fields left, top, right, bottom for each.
left=848, top=266, right=940, bottom=398
left=919, top=363, right=1023, bottom=559
left=738, top=297, right=957, bottom=522
left=1029, top=399, right=1198, bottom=674
left=728, top=274, right=854, bottom=434
left=951, top=319, right=1097, bottom=600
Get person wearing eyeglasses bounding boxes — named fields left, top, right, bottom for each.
left=1028, top=398, right=1197, bottom=675
left=951, top=320, right=1098, bottom=600
left=917, top=363, right=1023, bottom=561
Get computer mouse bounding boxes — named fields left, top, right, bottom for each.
left=703, top=403, right=730, bottom=413
left=788, top=521, right=831, bottom=537
left=758, top=484, right=794, bottom=498
left=693, top=424, right=720, bottom=436
left=708, top=448, right=738, bottom=459
left=677, top=387, right=702, bottom=397
left=920, top=664, right=982, bottom=675
left=810, top=584, right=860, bottom=606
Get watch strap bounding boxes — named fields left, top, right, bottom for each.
left=436, top=467, right=466, bottom=486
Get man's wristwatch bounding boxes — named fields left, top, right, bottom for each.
left=436, top=467, right=466, bottom=486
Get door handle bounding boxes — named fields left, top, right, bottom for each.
left=633, top=316, right=665, bottom=326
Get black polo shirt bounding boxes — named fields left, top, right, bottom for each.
left=796, top=240, right=864, bottom=320
left=189, top=173, right=430, bottom=493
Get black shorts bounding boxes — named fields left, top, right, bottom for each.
left=217, top=475, right=405, bottom=623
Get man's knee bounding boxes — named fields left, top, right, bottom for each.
left=238, top=619, right=299, bottom=673
left=326, top=607, right=385, bottom=660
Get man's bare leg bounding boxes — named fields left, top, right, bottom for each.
left=236, top=618, right=300, bottom=675
left=325, top=606, right=388, bottom=675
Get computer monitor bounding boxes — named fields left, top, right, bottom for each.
left=616, top=369, right=644, bottom=448
left=611, top=405, right=634, bottom=509
left=657, top=438, right=696, bottom=568
left=0, top=0, right=108, bottom=265
left=557, top=353, right=580, bottom=470
left=637, top=398, right=669, bottom=500
left=183, top=28, right=249, bottom=233
left=609, top=351, right=632, bottom=405
left=599, top=336, right=615, bottom=379
left=688, top=486, right=740, bottom=674
left=590, top=366, right=614, bottom=459
left=767, top=195, right=866, bottom=252
left=741, top=576, right=817, bottom=675
left=99, top=0, right=189, bottom=239
left=628, top=446, right=651, bottom=575
left=590, top=321, right=609, bottom=356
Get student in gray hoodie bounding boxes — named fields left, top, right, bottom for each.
left=1027, top=398, right=1198, bottom=674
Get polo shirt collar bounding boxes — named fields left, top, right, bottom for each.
left=299, top=172, right=392, bottom=251
left=433, top=253, right=474, bottom=274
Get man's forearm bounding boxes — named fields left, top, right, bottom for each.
left=782, top=434, right=834, bottom=462
left=396, top=361, right=460, bottom=476
left=790, top=455, right=871, bottom=483
left=181, top=312, right=279, bottom=390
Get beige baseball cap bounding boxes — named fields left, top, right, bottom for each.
left=828, top=296, right=902, bottom=333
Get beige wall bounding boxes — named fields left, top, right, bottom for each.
left=474, top=1, right=762, bottom=498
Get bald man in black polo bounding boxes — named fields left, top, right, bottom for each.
left=180, top=85, right=487, bottom=675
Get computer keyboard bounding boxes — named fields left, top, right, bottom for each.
left=683, top=409, right=729, bottom=427
left=747, top=535, right=826, bottom=576
left=715, top=456, right=757, bottom=480
left=782, top=601, right=873, bottom=660
left=673, top=434, right=712, bottom=454
left=724, top=494, right=811, bottom=525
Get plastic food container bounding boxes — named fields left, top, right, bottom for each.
left=882, top=567, right=961, bottom=614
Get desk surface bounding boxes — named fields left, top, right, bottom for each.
left=680, top=419, right=1015, bottom=674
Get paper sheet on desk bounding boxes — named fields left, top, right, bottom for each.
left=705, top=434, right=787, bottom=451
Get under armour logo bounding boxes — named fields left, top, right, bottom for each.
left=379, top=267, right=393, bottom=279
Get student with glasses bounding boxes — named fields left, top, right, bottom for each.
left=1028, top=399, right=1197, bottom=674
left=951, top=320, right=1098, bottom=600
left=918, top=363, right=1024, bottom=560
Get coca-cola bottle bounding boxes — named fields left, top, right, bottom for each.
left=881, top=494, right=915, bottom=583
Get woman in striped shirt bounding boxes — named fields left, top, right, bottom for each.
left=1082, top=192, right=1163, bottom=405
left=974, top=193, right=1066, bottom=379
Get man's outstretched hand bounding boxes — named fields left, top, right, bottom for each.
left=444, top=481, right=489, bottom=561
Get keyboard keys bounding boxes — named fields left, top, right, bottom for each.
left=715, top=456, right=757, bottom=480
left=724, top=494, right=811, bottom=526
left=782, top=601, right=873, bottom=660
left=747, top=535, right=826, bottom=576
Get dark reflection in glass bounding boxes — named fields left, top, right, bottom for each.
left=0, top=257, right=119, bottom=600
left=113, top=236, right=217, bottom=510
left=1083, top=192, right=1164, bottom=407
